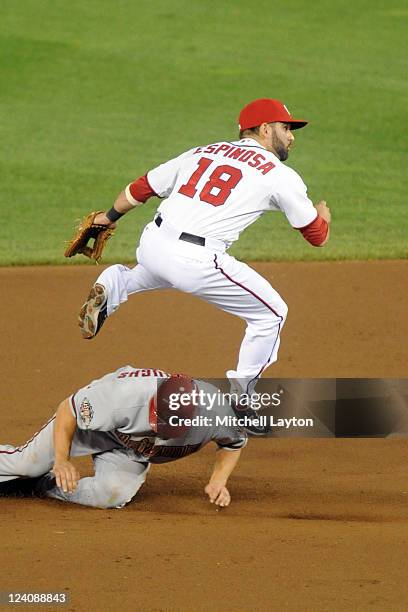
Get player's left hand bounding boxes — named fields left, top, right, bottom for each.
left=64, top=211, right=115, bottom=263
left=52, top=460, right=80, bottom=493
left=205, top=482, right=231, bottom=507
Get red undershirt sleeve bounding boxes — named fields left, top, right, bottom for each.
left=296, top=214, right=328, bottom=246
left=126, top=175, right=158, bottom=204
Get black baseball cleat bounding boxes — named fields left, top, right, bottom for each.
left=0, top=475, right=56, bottom=498
left=31, top=473, right=57, bottom=498
left=78, top=283, right=108, bottom=339
left=0, top=479, right=24, bottom=497
left=230, top=399, right=271, bottom=437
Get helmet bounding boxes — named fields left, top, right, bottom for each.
left=150, top=374, right=198, bottom=439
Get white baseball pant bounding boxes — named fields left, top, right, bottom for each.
left=97, top=219, right=288, bottom=393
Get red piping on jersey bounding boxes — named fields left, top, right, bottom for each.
left=213, top=254, right=284, bottom=393
left=0, top=415, right=56, bottom=455
left=296, top=214, right=328, bottom=246
left=128, top=174, right=158, bottom=203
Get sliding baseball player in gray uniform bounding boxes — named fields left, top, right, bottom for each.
left=0, top=366, right=247, bottom=509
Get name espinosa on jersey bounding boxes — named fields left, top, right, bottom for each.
left=193, top=142, right=275, bottom=175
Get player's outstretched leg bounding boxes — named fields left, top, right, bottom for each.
left=78, top=263, right=171, bottom=339
left=0, top=419, right=56, bottom=490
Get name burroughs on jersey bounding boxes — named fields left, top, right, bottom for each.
left=168, top=415, right=314, bottom=429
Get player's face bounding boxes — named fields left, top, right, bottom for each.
left=269, top=122, right=295, bottom=161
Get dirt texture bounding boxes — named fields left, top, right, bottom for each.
left=0, top=261, right=407, bottom=611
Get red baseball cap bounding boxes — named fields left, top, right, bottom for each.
left=238, top=98, right=308, bottom=131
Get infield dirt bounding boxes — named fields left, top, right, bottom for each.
left=0, top=261, right=407, bottom=611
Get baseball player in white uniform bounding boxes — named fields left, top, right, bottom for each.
left=78, top=99, right=331, bottom=395
left=0, top=366, right=247, bottom=509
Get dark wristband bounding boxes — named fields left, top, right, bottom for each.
left=106, top=207, right=124, bottom=222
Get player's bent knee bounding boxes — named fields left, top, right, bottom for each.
left=97, top=485, right=139, bottom=509
left=95, top=474, right=144, bottom=509
left=279, top=300, right=288, bottom=322
left=260, top=296, right=288, bottom=326
left=257, top=300, right=288, bottom=331
left=270, top=297, right=288, bottom=323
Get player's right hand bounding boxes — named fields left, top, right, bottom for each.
left=315, top=200, right=331, bottom=223
left=52, top=460, right=80, bottom=493
left=205, top=482, right=231, bottom=507
left=93, top=212, right=116, bottom=228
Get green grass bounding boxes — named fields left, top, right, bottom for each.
left=0, top=0, right=407, bottom=264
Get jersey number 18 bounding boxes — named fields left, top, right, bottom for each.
left=178, top=157, right=243, bottom=207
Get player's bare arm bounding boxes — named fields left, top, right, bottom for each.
left=94, top=172, right=158, bottom=227
left=52, top=399, right=80, bottom=493
left=93, top=190, right=142, bottom=228
left=205, top=448, right=242, bottom=507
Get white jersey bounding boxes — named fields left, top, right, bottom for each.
left=147, top=137, right=317, bottom=246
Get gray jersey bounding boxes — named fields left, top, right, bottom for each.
left=70, top=365, right=247, bottom=464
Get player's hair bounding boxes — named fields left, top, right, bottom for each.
left=239, top=126, right=261, bottom=139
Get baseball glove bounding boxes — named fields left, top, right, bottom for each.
left=64, top=211, right=114, bottom=263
